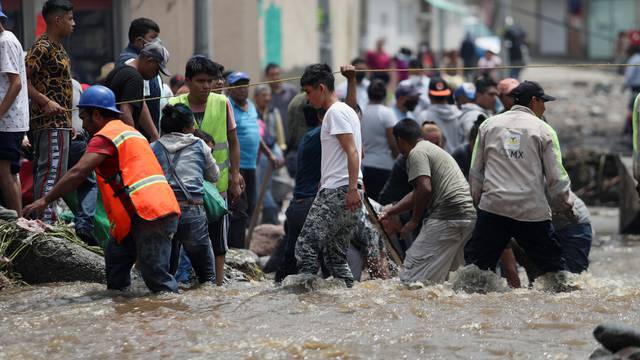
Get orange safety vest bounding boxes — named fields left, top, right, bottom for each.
left=95, top=120, right=180, bottom=243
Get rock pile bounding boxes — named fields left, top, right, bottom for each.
left=591, top=323, right=640, bottom=359
left=249, top=224, right=284, bottom=256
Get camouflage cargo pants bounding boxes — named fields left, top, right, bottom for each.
left=295, top=186, right=359, bottom=286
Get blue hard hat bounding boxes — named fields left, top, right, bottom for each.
left=0, top=1, right=7, bottom=20
left=78, top=85, right=121, bottom=114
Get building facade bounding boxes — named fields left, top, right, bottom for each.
left=7, top=0, right=361, bottom=84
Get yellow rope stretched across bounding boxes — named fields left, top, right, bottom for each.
left=30, top=62, right=638, bottom=122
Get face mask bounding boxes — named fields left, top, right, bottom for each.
left=405, top=99, right=419, bottom=111
left=355, top=72, right=366, bottom=83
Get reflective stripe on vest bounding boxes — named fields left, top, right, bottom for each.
left=95, top=120, right=180, bottom=243
left=213, top=142, right=228, bottom=151
left=113, top=131, right=147, bottom=147
left=128, top=175, right=169, bottom=195
left=168, top=93, right=230, bottom=192
left=218, top=159, right=229, bottom=171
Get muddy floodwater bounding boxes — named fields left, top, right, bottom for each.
left=0, top=209, right=638, bottom=359
left=0, top=63, right=634, bottom=360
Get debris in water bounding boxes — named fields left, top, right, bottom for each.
left=532, top=271, right=581, bottom=293
left=449, top=265, right=510, bottom=294
left=278, top=274, right=347, bottom=293
left=225, top=248, right=264, bottom=281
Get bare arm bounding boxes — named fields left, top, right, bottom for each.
left=0, top=73, right=21, bottom=118
left=119, top=103, right=135, bottom=127
left=398, top=175, right=432, bottom=240
left=409, top=175, right=432, bottom=224
left=227, top=127, right=244, bottom=202
left=26, top=66, right=64, bottom=115
left=138, top=101, right=159, bottom=141
left=340, top=65, right=358, bottom=111
left=336, top=133, right=361, bottom=211
left=26, top=65, right=46, bottom=106
left=382, top=190, right=414, bottom=218
left=500, top=248, right=521, bottom=288
left=24, top=153, right=107, bottom=215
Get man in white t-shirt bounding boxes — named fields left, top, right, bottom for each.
left=295, top=63, right=363, bottom=287
left=0, top=11, right=29, bottom=217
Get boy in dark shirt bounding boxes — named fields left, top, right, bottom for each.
left=274, top=103, right=322, bottom=282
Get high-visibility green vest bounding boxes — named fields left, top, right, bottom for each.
left=169, top=93, right=230, bottom=192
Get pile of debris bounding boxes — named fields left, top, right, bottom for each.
left=563, top=149, right=621, bottom=207
left=0, top=218, right=266, bottom=289
left=0, top=219, right=105, bottom=288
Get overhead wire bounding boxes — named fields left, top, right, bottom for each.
left=30, top=62, right=638, bottom=122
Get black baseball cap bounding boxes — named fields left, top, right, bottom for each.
left=512, top=80, right=556, bottom=103
left=428, top=77, right=451, bottom=96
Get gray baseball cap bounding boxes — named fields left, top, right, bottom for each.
left=140, top=41, right=171, bottom=76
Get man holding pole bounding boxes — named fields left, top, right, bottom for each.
left=294, top=64, right=363, bottom=287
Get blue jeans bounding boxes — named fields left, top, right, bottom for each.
left=555, top=223, right=592, bottom=274
left=170, top=204, right=215, bottom=284
left=105, top=214, right=179, bottom=293
left=75, top=174, right=97, bottom=232
left=68, top=135, right=97, bottom=234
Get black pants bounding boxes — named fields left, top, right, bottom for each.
left=275, top=196, right=314, bottom=282
left=465, top=209, right=566, bottom=274
left=209, top=215, right=227, bottom=255
left=363, top=166, right=391, bottom=203
left=228, top=168, right=256, bottom=249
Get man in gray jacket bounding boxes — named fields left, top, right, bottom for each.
left=458, top=77, right=497, bottom=142
left=465, top=81, right=575, bottom=275
left=417, top=78, right=461, bottom=153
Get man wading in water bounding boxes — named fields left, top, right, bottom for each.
left=24, top=86, right=181, bottom=293
left=295, top=64, right=363, bottom=287
left=465, top=81, right=577, bottom=279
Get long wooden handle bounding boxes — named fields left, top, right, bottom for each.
left=246, top=163, right=274, bottom=248
left=362, top=196, right=404, bottom=266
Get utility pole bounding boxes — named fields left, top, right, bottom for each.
left=194, top=0, right=213, bottom=57
left=318, top=0, right=332, bottom=66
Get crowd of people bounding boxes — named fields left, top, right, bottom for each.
left=0, top=0, right=603, bottom=293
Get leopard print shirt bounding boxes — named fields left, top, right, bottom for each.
left=26, top=34, right=73, bottom=131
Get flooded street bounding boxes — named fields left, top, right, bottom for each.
left=2, top=212, right=639, bottom=359
left=1, top=67, right=636, bottom=359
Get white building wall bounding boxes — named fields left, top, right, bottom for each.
left=131, top=0, right=196, bottom=77
left=364, top=0, right=421, bottom=55
left=277, top=0, right=318, bottom=71
left=330, top=0, right=362, bottom=68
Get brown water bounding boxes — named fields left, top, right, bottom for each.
left=1, top=233, right=639, bottom=359
left=1, top=65, right=629, bottom=360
